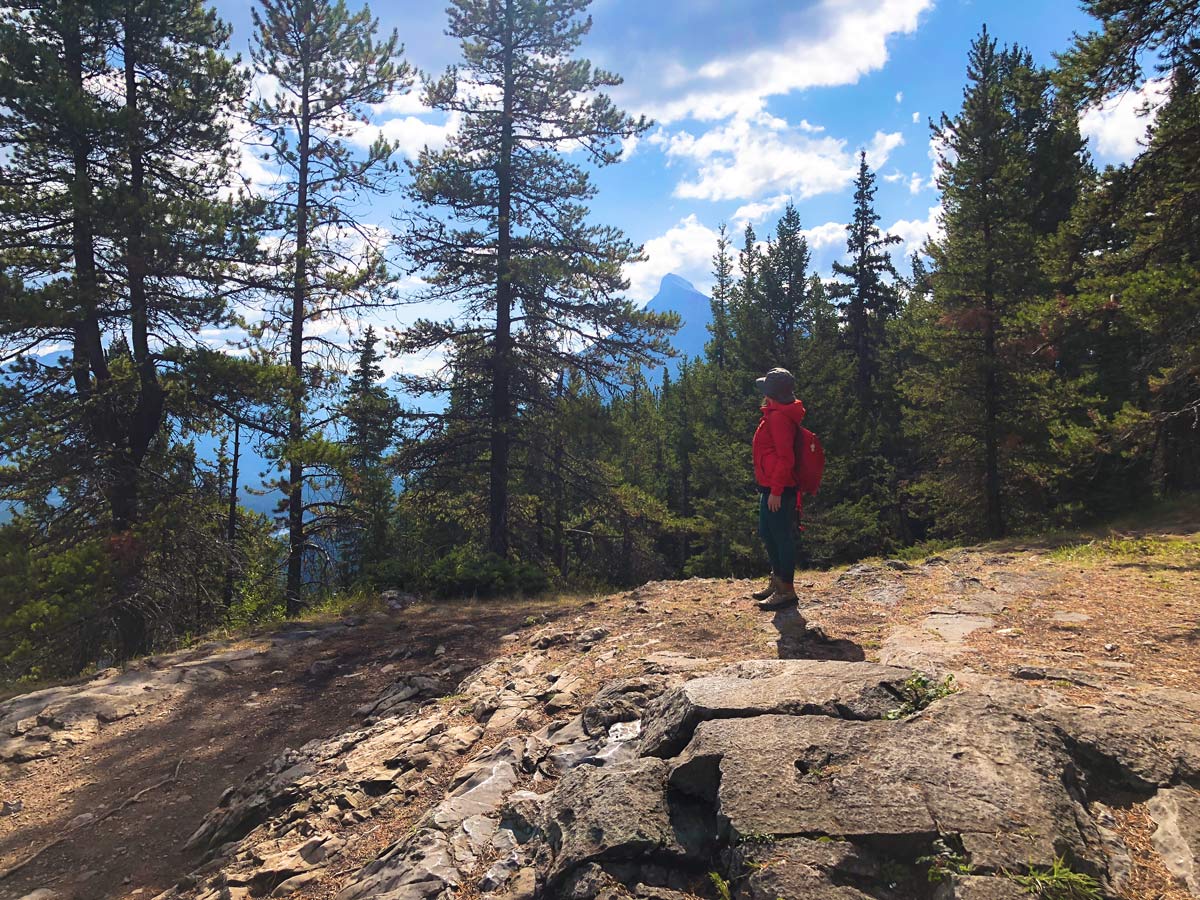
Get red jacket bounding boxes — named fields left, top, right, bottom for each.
left=752, top=399, right=807, bottom=496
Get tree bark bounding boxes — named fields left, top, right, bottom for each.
left=118, top=3, right=166, bottom=532
left=488, top=0, right=516, bottom=559
left=286, top=53, right=312, bottom=615
left=63, top=14, right=113, bottom=515
left=981, top=219, right=1004, bottom=538
left=223, top=418, right=240, bottom=610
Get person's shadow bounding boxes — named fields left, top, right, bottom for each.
left=771, top=606, right=865, bottom=661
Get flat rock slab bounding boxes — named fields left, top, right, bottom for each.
left=923, top=613, right=996, bottom=642
left=1146, top=785, right=1200, bottom=895
left=639, top=660, right=913, bottom=758
left=539, top=758, right=682, bottom=886
left=668, top=691, right=1104, bottom=875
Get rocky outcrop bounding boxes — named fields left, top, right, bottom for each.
left=155, top=647, right=1200, bottom=900
left=638, top=659, right=913, bottom=757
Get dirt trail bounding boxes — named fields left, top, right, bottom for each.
left=0, top=520, right=1197, bottom=900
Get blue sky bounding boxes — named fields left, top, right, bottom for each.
left=212, top=0, right=1161, bottom=310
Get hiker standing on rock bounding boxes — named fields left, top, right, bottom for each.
left=750, top=367, right=809, bottom=610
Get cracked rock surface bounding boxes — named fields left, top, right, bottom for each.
left=151, top=654, right=1199, bottom=900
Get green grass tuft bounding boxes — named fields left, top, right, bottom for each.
left=1006, top=857, right=1102, bottom=899
left=883, top=672, right=959, bottom=720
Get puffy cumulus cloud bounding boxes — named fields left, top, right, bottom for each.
left=732, top=194, right=790, bottom=227
left=652, top=111, right=904, bottom=202
left=625, top=215, right=720, bottom=301
left=895, top=91, right=904, bottom=103
left=352, top=112, right=461, bottom=158
left=345, top=88, right=462, bottom=159
left=802, top=221, right=847, bottom=250
left=610, top=0, right=932, bottom=123
left=912, top=110, right=920, bottom=124
left=888, top=204, right=942, bottom=255
left=1079, top=77, right=1169, bottom=163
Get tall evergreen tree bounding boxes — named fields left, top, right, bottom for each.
left=903, top=29, right=1087, bottom=538
left=829, top=152, right=902, bottom=413
left=396, top=0, right=671, bottom=559
left=338, top=326, right=400, bottom=580
left=707, top=224, right=734, bottom=372
left=1055, top=3, right=1200, bottom=495
left=249, top=0, right=411, bottom=612
left=0, top=0, right=252, bottom=655
left=760, top=203, right=811, bottom=367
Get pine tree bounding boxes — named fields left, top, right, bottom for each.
left=829, top=152, right=902, bottom=413
left=249, top=0, right=411, bottom=612
left=397, top=0, right=671, bottom=559
left=0, top=0, right=252, bottom=656
left=1053, top=71, right=1200, bottom=493
left=1055, top=3, right=1200, bottom=495
left=760, top=203, right=812, bottom=367
left=109, top=0, right=251, bottom=529
left=903, top=29, right=1087, bottom=538
left=338, top=326, right=400, bottom=580
left=707, top=224, right=734, bottom=371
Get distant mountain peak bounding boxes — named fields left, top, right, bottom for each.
left=659, top=273, right=702, bottom=294
left=642, top=273, right=714, bottom=380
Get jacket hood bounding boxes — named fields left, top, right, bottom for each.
left=764, top=399, right=806, bottom=423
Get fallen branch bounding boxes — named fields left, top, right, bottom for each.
left=0, top=756, right=186, bottom=882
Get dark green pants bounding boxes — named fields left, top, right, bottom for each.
left=758, top=488, right=797, bottom=581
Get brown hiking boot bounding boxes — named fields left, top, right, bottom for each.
left=757, top=580, right=798, bottom=610
left=750, top=576, right=778, bottom=601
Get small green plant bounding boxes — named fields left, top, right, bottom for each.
left=884, top=672, right=959, bottom=719
left=709, top=871, right=733, bottom=900
left=1006, top=857, right=1102, bottom=899
left=917, top=837, right=973, bottom=883
left=424, top=546, right=548, bottom=599
left=737, top=830, right=777, bottom=846
left=523, top=613, right=548, bottom=627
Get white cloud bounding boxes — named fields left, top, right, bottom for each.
left=802, top=221, right=847, bottom=251
left=1079, top=76, right=1169, bottom=163
left=888, top=204, right=942, bottom=255
left=622, top=0, right=933, bottom=123
left=911, top=110, right=920, bottom=124
left=907, top=172, right=925, bottom=194
left=652, top=111, right=904, bottom=202
left=895, top=91, right=904, bottom=103
left=731, top=194, right=790, bottom=227
left=349, top=112, right=460, bottom=158
left=625, top=215, right=720, bottom=301
left=372, top=88, right=430, bottom=117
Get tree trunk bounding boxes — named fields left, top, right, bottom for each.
left=119, top=4, right=166, bottom=532
left=488, top=0, right=516, bottom=559
left=981, top=220, right=1004, bottom=538
left=63, top=15, right=113, bottom=508
left=223, top=418, right=240, bottom=610
left=552, top=371, right=566, bottom=575
left=286, top=63, right=312, bottom=615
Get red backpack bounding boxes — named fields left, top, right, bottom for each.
left=793, top=426, right=825, bottom=508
